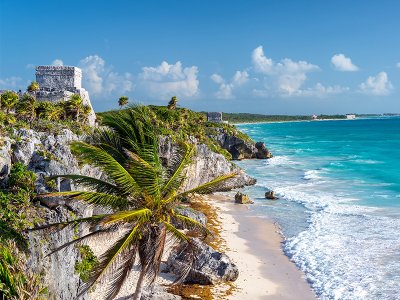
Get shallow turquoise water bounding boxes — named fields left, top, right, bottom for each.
left=236, top=117, right=400, bottom=300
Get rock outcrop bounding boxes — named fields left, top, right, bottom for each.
left=265, top=190, right=277, bottom=200
left=234, top=192, right=254, bottom=204
left=208, top=128, right=272, bottom=160
left=166, top=238, right=239, bottom=285
left=173, top=206, right=207, bottom=230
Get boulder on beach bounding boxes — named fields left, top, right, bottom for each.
left=265, top=190, right=278, bottom=200
left=166, top=238, right=239, bottom=285
left=234, top=191, right=254, bottom=204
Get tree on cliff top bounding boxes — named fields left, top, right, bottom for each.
left=118, top=96, right=129, bottom=109
left=27, top=81, right=39, bottom=93
left=32, top=105, right=236, bottom=300
left=167, top=96, right=178, bottom=110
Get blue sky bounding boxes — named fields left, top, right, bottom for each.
left=1, top=0, right=400, bottom=114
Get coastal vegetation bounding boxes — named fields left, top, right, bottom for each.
left=0, top=88, right=92, bottom=136
left=220, top=112, right=348, bottom=123
left=31, top=105, right=236, bottom=299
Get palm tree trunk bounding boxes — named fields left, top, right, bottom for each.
left=132, top=266, right=147, bottom=300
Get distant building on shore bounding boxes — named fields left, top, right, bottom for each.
left=207, top=112, right=224, bottom=123
left=312, top=114, right=318, bottom=120
left=346, top=114, right=356, bottom=120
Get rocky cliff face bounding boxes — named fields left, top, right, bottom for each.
left=209, top=128, right=272, bottom=160
left=0, top=129, right=255, bottom=299
left=159, top=137, right=256, bottom=190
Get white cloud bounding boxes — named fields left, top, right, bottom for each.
left=211, top=70, right=249, bottom=99
left=79, top=55, right=133, bottom=95
left=293, top=83, right=349, bottom=97
left=51, top=59, right=64, bottom=66
left=359, top=72, right=393, bottom=95
left=0, top=76, right=23, bottom=90
left=331, top=54, right=358, bottom=71
left=251, top=46, right=319, bottom=96
left=139, top=61, right=199, bottom=99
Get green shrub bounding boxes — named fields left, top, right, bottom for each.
left=75, top=245, right=98, bottom=282
left=9, top=162, right=36, bottom=194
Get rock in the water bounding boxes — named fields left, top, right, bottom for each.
left=265, top=190, right=277, bottom=200
left=255, top=142, right=272, bottom=159
left=166, top=238, right=239, bottom=285
left=234, top=192, right=254, bottom=204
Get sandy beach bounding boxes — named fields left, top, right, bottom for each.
left=204, top=193, right=316, bottom=300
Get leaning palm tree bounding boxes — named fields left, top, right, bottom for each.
left=167, top=96, right=178, bottom=110
left=32, top=105, right=236, bottom=300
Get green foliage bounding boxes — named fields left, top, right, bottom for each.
left=118, top=96, right=129, bottom=108
left=0, top=91, right=19, bottom=113
left=0, top=240, right=47, bottom=300
left=27, top=81, right=40, bottom=92
left=167, top=96, right=178, bottom=110
left=221, top=112, right=347, bottom=123
left=9, top=162, right=37, bottom=194
left=75, top=245, right=98, bottom=282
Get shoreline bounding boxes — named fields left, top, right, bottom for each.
left=232, top=117, right=370, bottom=126
left=203, top=193, right=316, bottom=300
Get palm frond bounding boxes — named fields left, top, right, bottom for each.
left=37, top=191, right=129, bottom=210
left=27, top=215, right=106, bottom=232
left=161, top=142, right=194, bottom=198
left=172, top=214, right=211, bottom=238
left=101, top=209, right=151, bottom=225
left=70, top=141, right=140, bottom=195
left=78, top=224, right=141, bottom=297
left=162, top=173, right=238, bottom=205
left=47, top=174, right=121, bottom=195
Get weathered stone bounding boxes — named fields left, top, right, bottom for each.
left=139, top=285, right=181, bottom=300
left=234, top=192, right=254, bottom=204
left=0, top=137, right=12, bottom=179
left=34, top=66, right=96, bottom=126
left=265, top=190, right=277, bottom=200
left=167, top=238, right=239, bottom=285
left=255, top=142, right=272, bottom=159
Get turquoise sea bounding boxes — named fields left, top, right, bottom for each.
left=236, top=117, right=400, bottom=300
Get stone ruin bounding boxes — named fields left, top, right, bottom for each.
left=207, top=112, right=223, bottom=123
left=34, top=66, right=96, bottom=126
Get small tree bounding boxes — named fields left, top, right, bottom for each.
left=118, top=96, right=129, bottom=109
left=66, top=94, right=83, bottom=121
left=16, top=94, right=37, bottom=122
left=0, top=91, right=19, bottom=114
left=27, top=81, right=40, bottom=93
left=167, top=96, right=178, bottom=110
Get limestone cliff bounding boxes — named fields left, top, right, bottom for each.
left=0, top=128, right=255, bottom=299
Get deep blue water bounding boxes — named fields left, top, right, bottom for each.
left=236, top=117, right=400, bottom=300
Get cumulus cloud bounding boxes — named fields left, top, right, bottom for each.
left=79, top=55, right=133, bottom=95
left=139, top=61, right=199, bottom=99
left=359, top=72, right=393, bottom=95
left=293, top=83, right=349, bottom=97
left=331, top=54, right=358, bottom=71
left=251, top=46, right=319, bottom=95
left=211, top=70, right=249, bottom=99
left=0, top=76, right=23, bottom=90
left=51, top=59, right=64, bottom=66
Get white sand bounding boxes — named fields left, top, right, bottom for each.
left=207, top=194, right=316, bottom=300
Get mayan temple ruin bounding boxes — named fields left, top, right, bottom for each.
left=34, top=65, right=96, bottom=125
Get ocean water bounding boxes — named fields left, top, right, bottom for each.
left=235, top=117, right=400, bottom=300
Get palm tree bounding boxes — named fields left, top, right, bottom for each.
left=27, top=81, right=40, bottom=93
left=66, top=94, right=83, bottom=121
left=118, top=96, right=129, bottom=109
left=32, top=106, right=236, bottom=300
left=16, top=94, right=37, bottom=122
left=167, top=96, right=178, bottom=110
left=0, top=91, right=19, bottom=114
left=80, top=104, right=92, bottom=124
